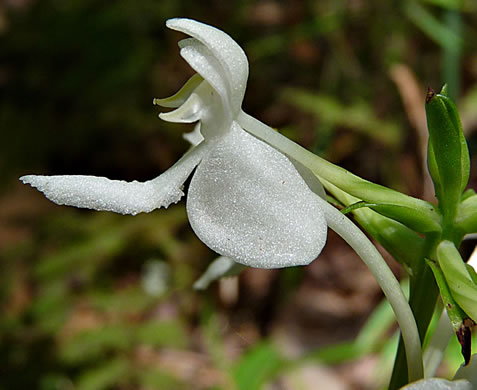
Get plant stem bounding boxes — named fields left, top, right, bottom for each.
left=389, top=250, right=439, bottom=389
left=315, top=196, right=424, bottom=383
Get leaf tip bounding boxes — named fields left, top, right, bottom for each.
left=440, top=84, right=449, bottom=96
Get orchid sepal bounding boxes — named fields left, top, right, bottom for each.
left=20, top=141, right=210, bottom=215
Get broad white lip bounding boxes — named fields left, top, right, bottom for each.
left=186, top=121, right=327, bottom=268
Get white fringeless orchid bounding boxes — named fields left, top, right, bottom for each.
left=21, top=18, right=327, bottom=269
left=20, top=18, right=425, bottom=381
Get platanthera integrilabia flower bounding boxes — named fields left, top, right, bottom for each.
left=20, top=19, right=426, bottom=381
left=21, top=18, right=327, bottom=269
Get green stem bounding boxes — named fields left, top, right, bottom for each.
left=315, top=196, right=424, bottom=383
left=238, top=111, right=441, bottom=233
left=389, top=234, right=440, bottom=389
left=390, top=266, right=439, bottom=388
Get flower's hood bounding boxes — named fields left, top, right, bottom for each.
left=165, top=18, right=248, bottom=117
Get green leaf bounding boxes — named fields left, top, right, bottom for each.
left=466, top=264, right=477, bottom=285
left=427, top=259, right=467, bottom=332
left=440, top=95, right=470, bottom=193
left=405, top=0, right=464, bottom=50
left=456, top=194, right=477, bottom=234
left=233, top=342, right=284, bottom=390
left=427, top=140, right=442, bottom=201
left=440, top=84, right=450, bottom=96
left=436, top=240, right=477, bottom=322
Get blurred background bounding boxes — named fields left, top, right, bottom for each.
left=1, top=1, right=477, bottom=389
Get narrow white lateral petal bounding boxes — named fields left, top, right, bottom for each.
left=166, top=18, right=248, bottom=114
left=178, top=39, right=229, bottom=110
left=187, top=122, right=327, bottom=269
left=21, top=141, right=211, bottom=215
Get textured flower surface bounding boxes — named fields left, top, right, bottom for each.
left=399, top=378, right=472, bottom=390
left=21, top=18, right=327, bottom=269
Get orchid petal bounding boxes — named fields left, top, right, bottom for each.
left=178, top=38, right=229, bottom=110
left=187, top=122, right=327, bottom=268
left=153, top=73, right=203, bottom=108
left=166, top=18, right=248, bottom=115
left=21, top=142, right=211, bottom=215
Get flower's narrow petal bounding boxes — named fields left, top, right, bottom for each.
left=187, top=122, right=327, bottom=269
left=153, top=73, right=203, bottom=108
left=166, top=18, right=248, bottom=114
left=21, top=141, right=211, bottom=215
left=178, top=39, right=229, bottom=109
left=183, top=123, right=204, bottom=146
left=159, top=92, right=203, bottom=123
left=193, top=256, right=244, bottom=290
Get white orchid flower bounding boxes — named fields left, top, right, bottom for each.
left=21, top=18, right=427, bottom=382
left=21, top=18, right=327, bottom=269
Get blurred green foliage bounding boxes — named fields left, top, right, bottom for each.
left=1, top=0, right=477, bottom=389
